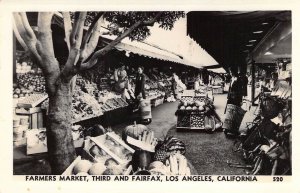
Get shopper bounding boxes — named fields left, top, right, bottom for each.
left=238, top=71, right=249, bottom=97
left=114, top=63, right=128, bottom=98
left=194, top=75, right=201, bottom=90
left=135, top=66, right=146, bottom=100
left=202, top=69, right=209, bottom=85
left=171, top=72, right=179, bottom=99
left=227, top=68, right=243, bottom=107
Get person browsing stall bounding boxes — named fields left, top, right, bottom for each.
left=135, top=66, right=146, bottom=100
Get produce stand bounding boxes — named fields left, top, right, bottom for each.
left=176, top=89, right=220, bottom=131
left=211, top=85, right=224, bottom=94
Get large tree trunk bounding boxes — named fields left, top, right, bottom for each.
left=47, top=80, right=76, bottom=174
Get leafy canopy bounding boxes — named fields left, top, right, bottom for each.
left=72, top=11, right=185, bottom=41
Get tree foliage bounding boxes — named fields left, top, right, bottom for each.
left=72, top=11, right=185, bottom=41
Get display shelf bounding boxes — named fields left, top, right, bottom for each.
left=17, top=94, right=48, bottom=108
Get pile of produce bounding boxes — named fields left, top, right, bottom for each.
left=177, top=100, right=208, bottom=113
left=145, top=80, right=159, bottom=90
left=13, top=87, right=34, bottom=98
left=17, top=73, right=46, bottom=93
left=176, top=96, right=222, bottom=131
left=71, top=157, right=128, bottom=175
left=146, top=89, right=165, bottom=99
left=72, top=90, right=103, bottom=121
left=101, top=98, right=128, bottom=112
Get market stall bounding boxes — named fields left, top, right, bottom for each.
left=176, top=89, right=222, bottom=131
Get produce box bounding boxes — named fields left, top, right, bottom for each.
left=181, top=96, right=193, bottom=104
left=26, top=128, right=84, bottom=155
left=182, top=89, right=195, bottom=97
left=61, top=155, right=133, bottom=175
left=176, top=112, right=206, bottom=130
left=15, top=107, right=42, bottom=114
left=89, top=132, right=135, bottom=165
left=212, top=86, right=224, bottom=94
left=176, top=114, right=191, bottom=128
left=154, top=97, right=164, bottom=107
left=17, top=94, right=48, bottom=108
left=15, top=107, right=44, bottom=129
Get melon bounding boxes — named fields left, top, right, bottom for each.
left=183, top=101, right=188, bottom=107
left=73, top=160, right=92, bottom=174
left=186, top=106, right=192, bottom=110
left=199, top=106, right=204, bottom=111
left=122, top=121, right=148, bottom=140
left=88, top=163, right=107, bottom=175
left=180, top=106, right=185, bottom=110
left=192, top=106, right=198, bottom=110
left=199, top=101, right=206, bottom=106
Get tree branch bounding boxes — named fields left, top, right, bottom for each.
left=141, top=12, right=163, bottom=26
left=58, top=12, right=87, bottom=82
left=74, top=12, right=87, bottom=50
left=62, top=12, right=72, bottom=51
left=70, top=12, right=87, bottom=48
left=13, top=19, right=28, bottom=51
left=80, top=20, right=142, bottom=70
left=80, top=12, right=163, bottom=70
left=81, top=12, right=104, bottom=51
left=37, top=12, right=56, bottom=58
left=75, top=14, right=105, bottom=68
left=13, top=13, right=42, bottom=64
left=19, top=12, right=36, bottom=39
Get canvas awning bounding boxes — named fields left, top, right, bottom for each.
left=100, top=34, right=191, bottom=65
left=187, top=11, right=291, bottom=70
left=208, top=68, right=226, bottom=74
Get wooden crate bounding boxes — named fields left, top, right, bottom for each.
left=15, top=107, right=44, bottom=129
left=212, top=86, right=224, bottom=94
left=90, top=132, right=135, bottom=165
left=176, top=111, right=205, bottom=130
left=17, top=94, right=48, bottom=108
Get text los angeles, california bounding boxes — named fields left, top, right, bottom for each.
left=25, top=175, right=258, bottom=182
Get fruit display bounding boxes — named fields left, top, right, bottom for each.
left=146, top=89, right=165, bottom=99
left=72, top=90, right=103, bottom=121
left=181, top=96, right=194, bottom=104
left=103, top=134, right=133, bottom=161
left=69, top=157, right=129, bottom=175
left=17, top=93, right=48, bottom=108
left=87, top=132, right=135, bottom=165
left=176, top=95, right=221, bottom=130
left=190, top=114, right=205, bottom=128
left=17, top=73, right=46, bottom=93
left=165, top=153, right=191, bottom=175
left=154, top=136, right=186, bottom=163
left=176, top=115, right=190, bottom=128
left=101, top=97, right=128, bottom=112
left=13, top=87, right=34, bottom=98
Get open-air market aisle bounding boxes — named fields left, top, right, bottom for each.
left=112, top=101, right=179, bottom=139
